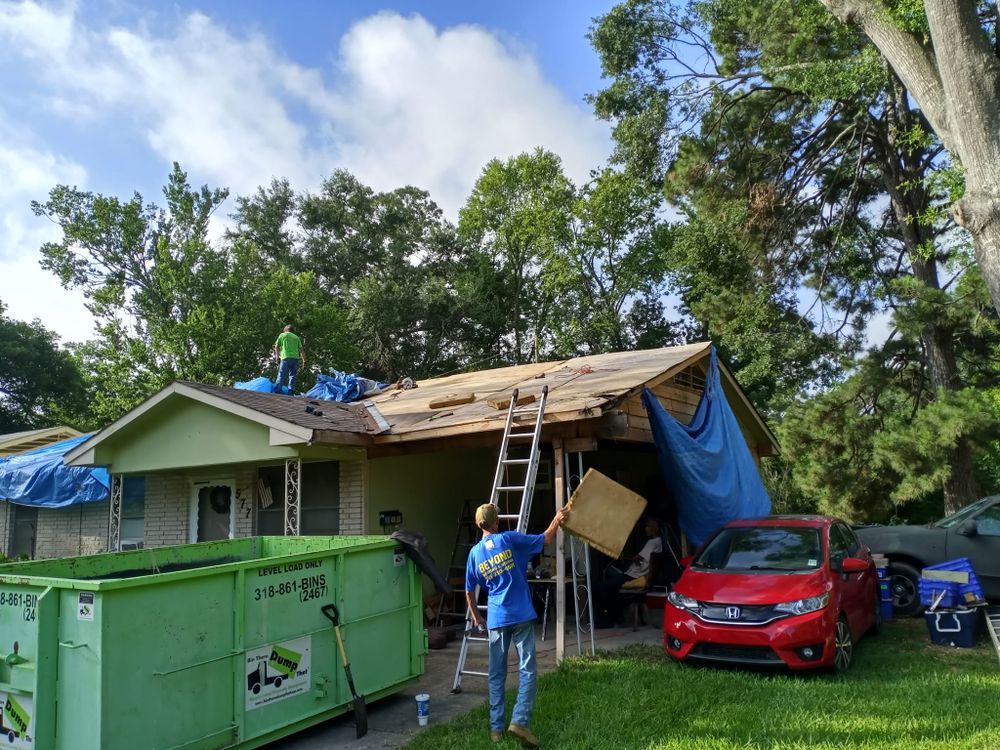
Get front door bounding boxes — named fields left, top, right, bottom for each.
left=190, top=481, right=235, bottom=543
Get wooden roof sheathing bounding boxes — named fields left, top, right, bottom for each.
left=368, top=343, right=713, bottom=442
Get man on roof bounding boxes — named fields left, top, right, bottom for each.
left=273, top=324, right=306, bottom=393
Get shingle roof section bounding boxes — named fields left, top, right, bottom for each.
left=178, top=382, right=379, bottom=434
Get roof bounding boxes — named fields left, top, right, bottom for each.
left=726, top=516, right=836, bottom=528
left=65, top=381, right=379, bottom=467
left=368, top=342, right=777, bottom=451
left=66, top=342, right=779, bottom=466
left=0, top=426, right=83, bottom=457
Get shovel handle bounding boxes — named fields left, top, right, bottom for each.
left=321, top=603, right=340, bottom=627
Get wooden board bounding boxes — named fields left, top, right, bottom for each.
left=486, top=393, right=536, bottom=410
left=428, top=393, right=476, bottom=409
left=562, top=468, right=647, bottom=558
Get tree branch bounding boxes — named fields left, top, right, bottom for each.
left=820, top=0, right=954, bottom=151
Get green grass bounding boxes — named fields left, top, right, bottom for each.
left=404, top=620, right=1000, bottom=749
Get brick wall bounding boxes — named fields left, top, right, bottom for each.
left=234, top=466, right=256, bottom=537
left=338, top=459, right=367, bottom=535
left=144, top=473, right=190, bottom=548
left=34, top=504, right=108, bottom=559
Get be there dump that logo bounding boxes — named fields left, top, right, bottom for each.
left=268, top=645, right=302, bottom=679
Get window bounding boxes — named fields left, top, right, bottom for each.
left=257, top=462, right=340, bottom=536
left=120, top=499, right=145, bottom=549
left=693, top=526, right=822, bottom=572
left=828, top=523, right=859, bottom=566
left=975, top=504, right=1000, bottom=536
left=9, top=505, right=37, bottom=559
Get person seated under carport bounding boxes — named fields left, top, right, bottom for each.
left=594, top=516, right=662, bottom=627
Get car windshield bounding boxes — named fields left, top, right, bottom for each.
left=692, top=526, right=822, bottom=572
left=933, top=497, right=996, bottom=528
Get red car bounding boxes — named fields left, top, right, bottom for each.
left=664, top=516, right=880, bottom=672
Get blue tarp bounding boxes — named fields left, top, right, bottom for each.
left=305, top=371, right=386, bottom=403
left=234, top=377, right=291, bottom=395
left=641, top=347, right=770, bottom=548
left=0, top=434, right=109, bottom=508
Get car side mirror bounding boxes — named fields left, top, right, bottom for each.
left=958, top=519, right=978, bottom=537
left=840, top=557, right=868, bottom=574
left=679, top=555, right=693, bottom=568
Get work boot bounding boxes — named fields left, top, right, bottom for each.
left=490, top=729, right=504, bottom=743
left=508, top=723, right=539, bottom=748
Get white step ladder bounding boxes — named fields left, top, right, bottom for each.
left=986, top=606, right=1000, bottom=667
left=451, top=386, right=548, bottom=693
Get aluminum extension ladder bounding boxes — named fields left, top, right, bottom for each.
left=987, top=606, right=1000, bottom=667
left=451, top=386, right=548, bottom=693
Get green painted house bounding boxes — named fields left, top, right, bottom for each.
left=52, top=342, right=776, bottom=580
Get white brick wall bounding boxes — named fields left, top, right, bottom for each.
left=34, top=504, right=108, bottom=559
left=338, top=459, right=367, bottom=535
left=234, top=466, right=256, bottom=537
left=144, top=473, right=190, bottom=548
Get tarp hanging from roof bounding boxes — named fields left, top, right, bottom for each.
left=0, top=434, right=111, bottom=508
left=641, top=347, right=770, bottom=548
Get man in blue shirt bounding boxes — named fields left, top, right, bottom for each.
left=465, top=503, right=568, bottom=747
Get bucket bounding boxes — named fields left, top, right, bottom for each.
left=416, top=693, right=430, bottom=726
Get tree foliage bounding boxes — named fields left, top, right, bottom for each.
left=0, top=301, right=86, bottom=432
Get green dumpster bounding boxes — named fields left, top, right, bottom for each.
left=0, top=536, right=426, bottom=749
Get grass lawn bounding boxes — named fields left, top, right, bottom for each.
left=404, top=619, right=1000, bottom=749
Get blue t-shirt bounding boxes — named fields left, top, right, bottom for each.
left=465, top=530, right=544, bottom=629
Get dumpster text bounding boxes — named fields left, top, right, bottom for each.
left=0, top=591, right=38, bottom=623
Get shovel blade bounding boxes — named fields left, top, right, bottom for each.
left=354, top=694, right=368, bottom=738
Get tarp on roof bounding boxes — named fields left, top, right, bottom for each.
left=0, top=434, right=111, bottom=508
left=642, top=347, right=771, bottom=548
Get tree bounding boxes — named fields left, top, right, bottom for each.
left=589, top=0, right=1000, bottom=510
left=0, top=301, right=86, bottom=432
left=459, top=150, right=576, bottom=364
left=818, top=0, right=1000, bottom=314
left=33, top=164, right=346, bottom=423
left=546, top=169, right=672, bottom=354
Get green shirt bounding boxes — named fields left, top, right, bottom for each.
left=274, top=331, right=303, bottom=360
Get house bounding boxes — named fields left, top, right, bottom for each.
left=52, top=342, right=776, bottom=576
left=0, top=427, right=145, bottom=559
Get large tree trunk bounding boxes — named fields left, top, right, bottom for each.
left=874, top=88, right=981, bottom=511
left=821, top=0, right=1000, bottom=314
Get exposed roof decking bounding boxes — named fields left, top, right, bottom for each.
left=0, top=426, right=83, bottom=456
left=368, top=343, right=713, bottom=441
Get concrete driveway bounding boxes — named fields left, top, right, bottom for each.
left=266, top=623, right=662, bottom=749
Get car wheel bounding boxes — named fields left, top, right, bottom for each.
left=887, top=561, right=921, bottom=617
left=833, top=615, right=853, bottom=673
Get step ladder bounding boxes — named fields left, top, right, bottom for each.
left=451, top=386, right=548, bottom=693
left=435, top=500, right=480, bottom=626
left=987, top=606, right=1000, bottom=667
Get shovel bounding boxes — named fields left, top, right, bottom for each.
left=322, top=603, right=368, bottom=738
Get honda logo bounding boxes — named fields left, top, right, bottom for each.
left=726, top=606, right=741, bottom=619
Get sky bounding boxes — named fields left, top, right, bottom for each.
left=0, top=0, right=614, bottom=345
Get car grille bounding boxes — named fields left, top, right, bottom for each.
left=689, top=643, right=781, bottom=663
left=697, top=603, right=785, bottom=625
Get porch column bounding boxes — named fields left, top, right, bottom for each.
left=284, top=458, right=302, bottom=536
left=107, top=474, right=122, bottom=552
left=553, top=438, right=566, bottom=663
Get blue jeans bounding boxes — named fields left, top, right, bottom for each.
left=277, top=357, right=300, bottom=391
left=487, top=621, right=536, bottom=731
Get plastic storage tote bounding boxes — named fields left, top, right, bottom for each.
left=0, top=536, right=426, bottom=750
left=920, top=557, right=984, bottom=607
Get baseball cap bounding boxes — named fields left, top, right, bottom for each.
left=475, top=503, right=498, bottom=529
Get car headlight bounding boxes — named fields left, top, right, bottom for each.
left=668, top=591, right=700, bottom=611
left=773, top=593, right=830, bottom=616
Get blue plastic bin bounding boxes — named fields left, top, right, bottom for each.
left=920, top=557, right=984, bottom=606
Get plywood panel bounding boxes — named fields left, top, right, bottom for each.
left=562, top=468, right=647, bottom=558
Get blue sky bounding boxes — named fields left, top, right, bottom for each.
left=0, top=0, right=614, bottom=343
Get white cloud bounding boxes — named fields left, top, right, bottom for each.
left=0, top=120, right=92, bottom=343
left=0, top=2, right=611, bottom=340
